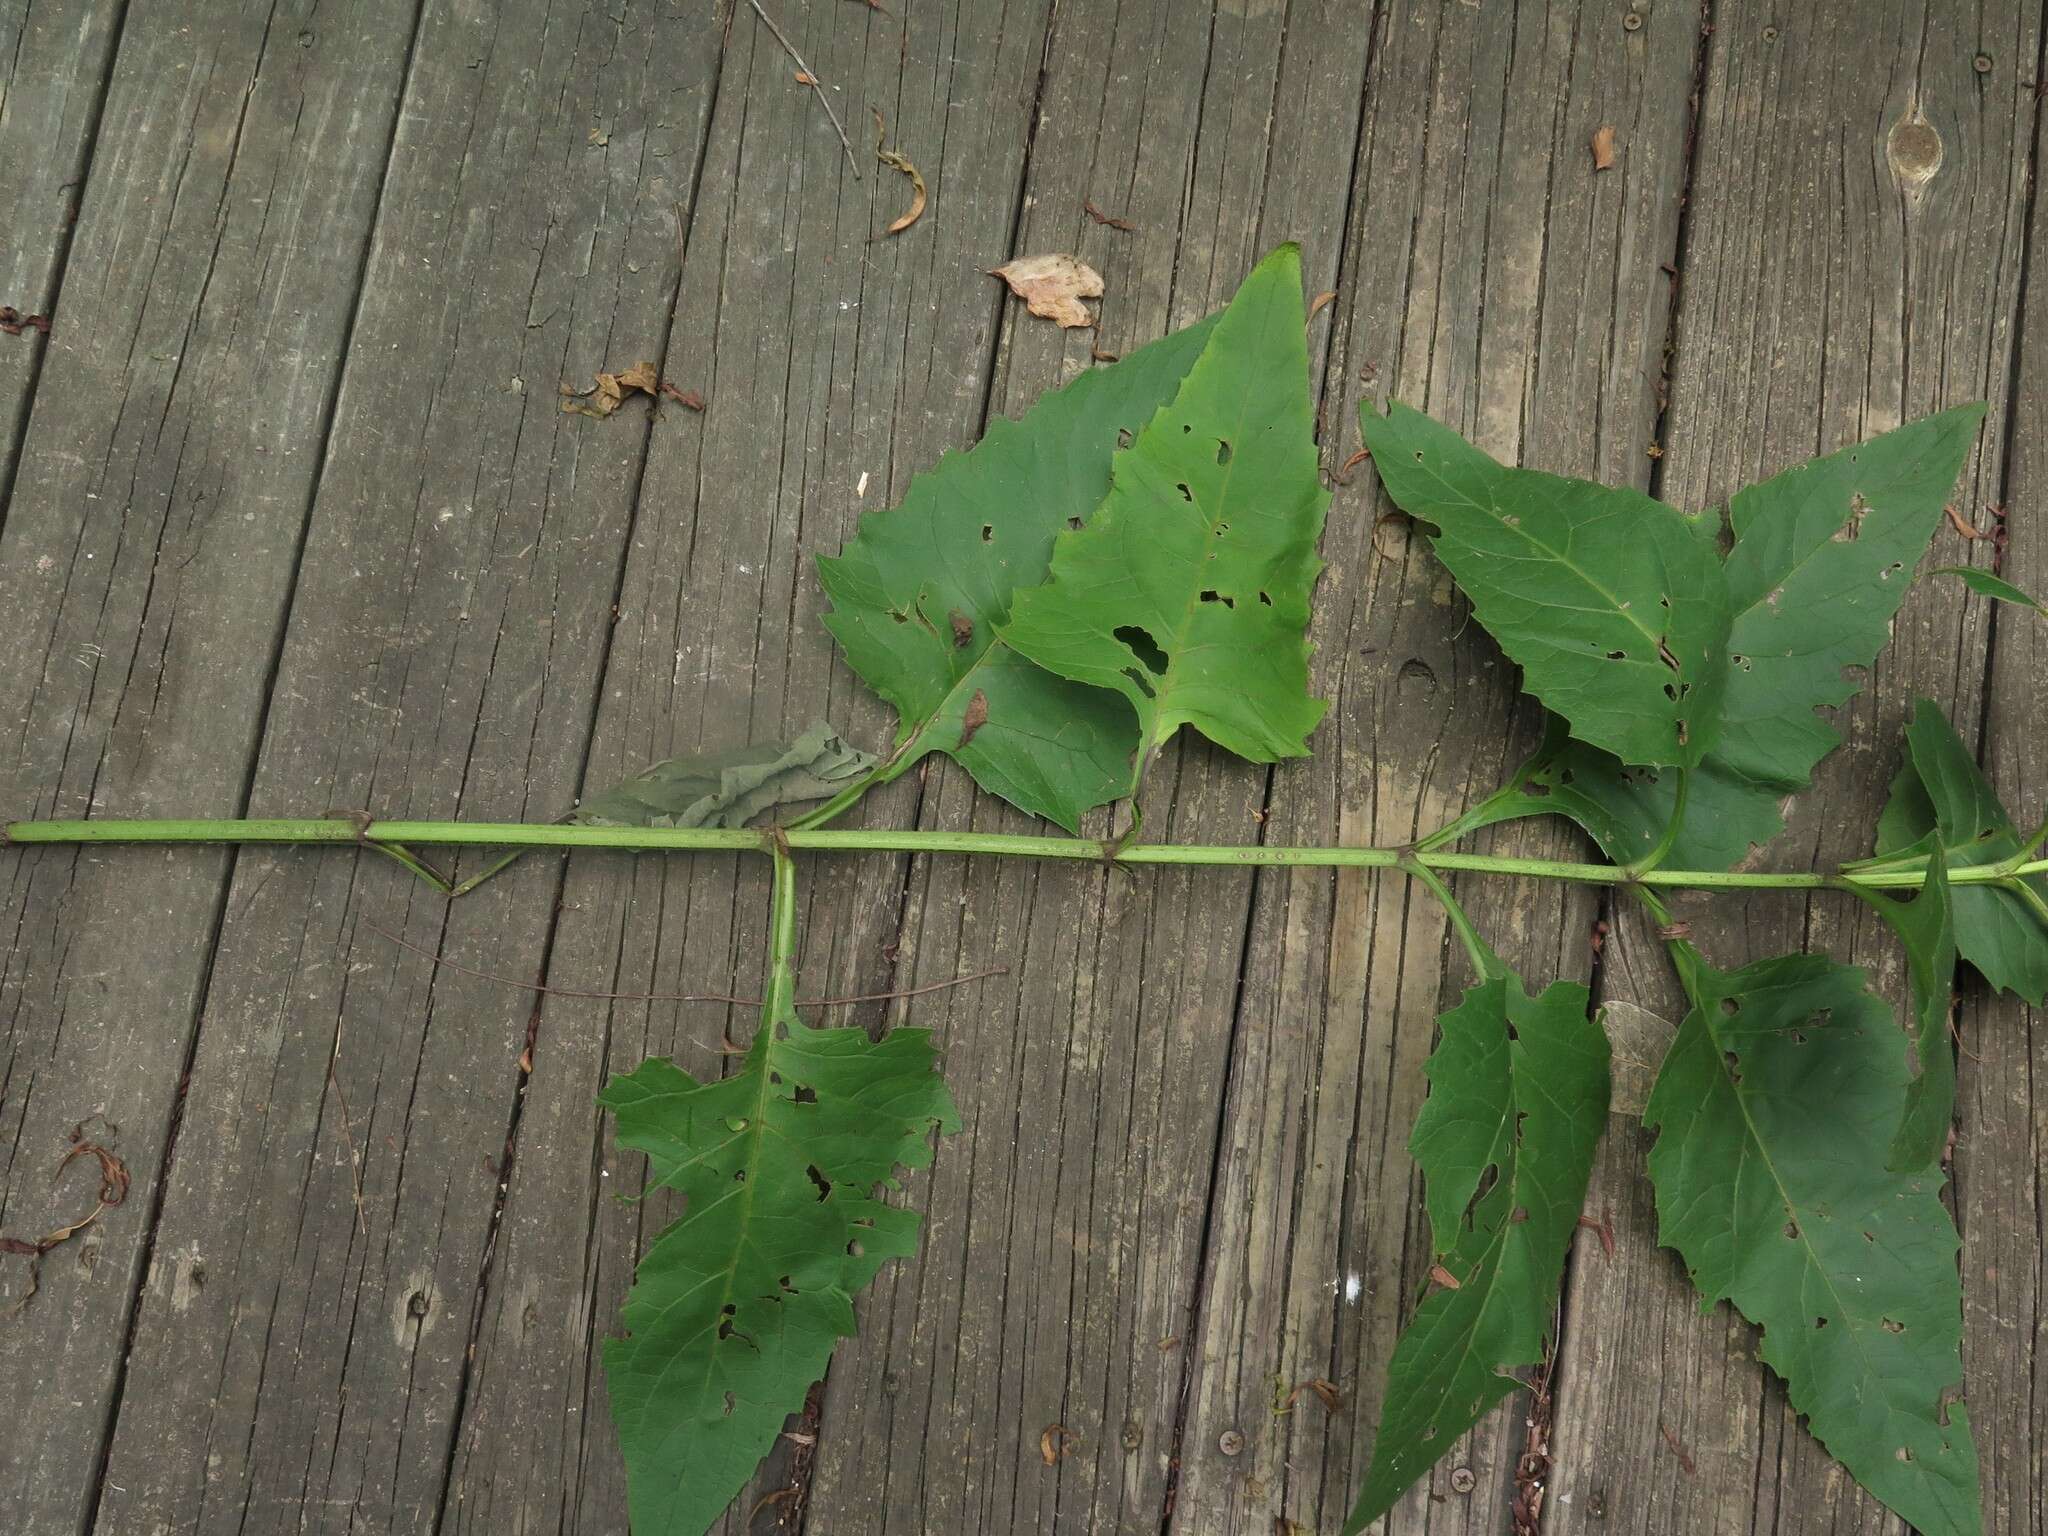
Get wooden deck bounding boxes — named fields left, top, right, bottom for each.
left=1, top=1, right=2042, bottom=1532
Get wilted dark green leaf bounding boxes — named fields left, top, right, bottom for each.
left=1646, top=952, right=1978, bottom=1536
left=1001, top=244, right=1329, bottom=779
left=602, top=1016, right=957, bottom=1536
left=1854, top=843, right=1958, bottom=1171
left=1429, top=411, right=1984, bottom=868
left=1361, top=402, right=1729, bottom=768
left=1343, top=973, right=1608, bottom=1534
left=1873, top=700, right=2048, bottom=1004
left=819, top=317, right=1216, bottom=830
left=574, top=723, right=875, bottom=829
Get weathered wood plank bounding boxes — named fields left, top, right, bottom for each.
left=802, top=3, right=1375, bottom=1531
left=1953, top=91, right=2048, bottom=1533
left=1162, top=4, right=1700, bottom=1532
left=436, top=4, right=1063, bottom=1532
left=84, top=5, right=722, bottom=1533
left=0, top=4, right=421, bottom=1529
left=0, top=0, right=122, bottom=498
left=1546, top=4, right=2040, bottom=1532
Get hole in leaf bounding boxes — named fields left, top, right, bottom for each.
left=779, top=1275, right=797, bottom=1293
left=1733, top=653, right=1752, bottom=671
left=1896, top=1447, right=1914, bottom=1464
left=806, top=1165, right=833, bottom=1201
left=1605, top=650, right=1628, bottom=661
left=1785, top=1219, right=1801, bottom=1240
left=1863, top=1231, right=1877, bottom=1243
left=1121, top=667, right=1156, bottom=699
left=1719, top=998, right=1740, bottom=1016
left=1664, top=683, right=1679, bottom=701
left=769, top=1071, right=783, bottom=1086
left=1509, top=1205, right=1530, bottom=1224
left=1214, top=522, right=1229, bottom=535
left=1521, top=780, right=1551, bottom=798
left=1814, top=1316, right=1829, bottom=1329
left=888, top=608, right=909, bottom=625
left=846, top=1238, right=865, bottom=1257
left=1723, top=1050, right=1743, bottom=1085
left=1257, top=591, right=1273, bottom=606
left=723, top=1391, right=737, bottom=1416
left=1116, top=427, right=1134, bottom=449
left=1215, top=439, right=1233, bottom=465
left=793, top=1084, right=818, bottom=1105
left=1067, top=516, right=1084, bottom=531
left=1559, top=768, right=1576, bottom=786
left=1199, top=589, right=1235, bottom=609
left=1181, top=422, right=1192, bottom=433
left=1657, top=639, right=1681, bottom=671
left=1114, top=625, right=1169, bottom=675
left=980, top=524, right=994, bottom=543
left=1176, top=482, right=1193, bottom=502
left=733, top=1169, right=747, bottom=1182
left=1881, top=1317, right=1905, bottom=1333
left=1424, top=1425, right=1438, bottom=1440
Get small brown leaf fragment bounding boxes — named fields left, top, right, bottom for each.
left=871, top=109, right=927, bottom=235
left=958, top=689, right=990, bottom=749
left=1659, top=1420, right=1699, bottom=1477
left=1336, top=446, right=1373, bottom=486
left=990, top=254, right=1105, bottom=329
left=565, top=361, right=703, bottom=419
left=1307, top=289, right=1337, bottom=322
left=793, top=69, right=817, bottom=85
left=1428, top=1262, right=1463, bottom=1291
left=1589, top=918, right=1609, bottom=957
left=1089, top=337, right=1119, bottom=362
left=1279, top=1377, right=1343, bottom=1415
left=1591, top=124, right=1617, bottom=171
left=1156, top=1334, right=1181, bottom=1352
left=1040, top=1423, right=1079, bottom=1465
left=1082, top=198, right=1137, bottom=232
left=659, top=382, right=707, bottom=411
left=1654, top=920, right=1692, bottom=941
left=1577, top=1206, right=1616, bottom=1259
left=1945, top=502, right=1988, bottom=539
left=949, top=609, right=975, bottom=648
left=0, top=305, right=52, bottom=336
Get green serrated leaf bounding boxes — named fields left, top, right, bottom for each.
left=1361, top=402, right=1730, bottom=767
left=1343, top=973, right=1608, bottom=1534
left=1855, top=844, right=1958, bottom=1171
left=573, top=722, right=876, bottom=829
left=1000, top=244, right=1329, bottom=777
left=818, top=317, right=1217, bottom=832
left=1932, top=563, right=2048, bottom=618
left=1646, top=952, right=1978, bottom=1536
left=601, top=1019, right=957, bottom=1535
left=1434, top=411, right=1984, bottom=868
left=1873, top=700, right=2048, bottom=1005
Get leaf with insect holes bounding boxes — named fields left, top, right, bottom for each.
left=1645, top=951, right=1978, bottom=1536
left=819, top=316, right=1216, bottom=831
left=1853, top=843, right=1958, bottom=1172
left=1362, top=401, right=1729, bottom=768
left=1343, top=971, right=1608, bottom=1534
left=1000, top=244, right=1329, bottom=778
left=1425, top=409, right=1985, bottom=868
left=573, top=723, right=875, bottom=829
left=601, top=1016, right=957, bottom=1536
left=1867, top=699, right=2048, bottom=1005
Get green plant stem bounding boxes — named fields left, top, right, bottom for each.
left=1404, top=860, right=1496, bottom=978
left=10, top=815, right=2046, bottom=892
left=762, top=841, right=800, bottom=1018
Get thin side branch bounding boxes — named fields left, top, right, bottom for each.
left=747, top=0, right=860, bottom=178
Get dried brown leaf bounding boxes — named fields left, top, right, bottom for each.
left=989, top=253, right=1104, bottom=329
left=948, top=610, right=975, bottom=648
left=565, top=361, right=702, bottom=420
left=871, top=109, right=927, bottom=235
left=0, top=305, right=52, bottom=336
left=1590, top=124, right=1617, bottom=171
left=1945, top=502, right=1988, bottom=540
left=1307, top=289, right=1337, bottom=322
left=1082, top=198, right=1136, bottom=232
left=1428, top=1262, right=1463, bottom=1291
left=793, top=69, right=817, bottom=85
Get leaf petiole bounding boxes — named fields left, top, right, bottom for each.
left=1404, top=859, right=1497, bottom=979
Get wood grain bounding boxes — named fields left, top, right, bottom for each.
left=0, top=0, right=121, bottom=501
left=0, top=4, right=420, bottom=1530
left=86, top=4, right=719, bottom=1533
left=1546, top=4, right=2041, bottom=1533
left=437, top=3, right=1064, bottom=1531
left=1167, top=3, right=1700, bottom=1532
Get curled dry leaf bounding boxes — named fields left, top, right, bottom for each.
left=1307, top=289, right=1338, bottom=322
left=563, top=361, right=703, bottom=419
left=1427, top=1262, right=1462, bottom=1291
left=1944, top=502, right=1988, bottom=540
left=0, top=305, right=52, bottom=336
left=990, top=254, right=1104, bottom=329
left=871, top=109, right=927, bottom=235
left=1082, top=198, right=1137, bottom=232
left=793, top=69, right=817, bottom=85
left=1590, top=124, right=1617, bottom=171
left=1039, top=1424, right=1079, bottom=1465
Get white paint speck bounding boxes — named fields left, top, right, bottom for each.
left=856, top=471, right=870, bottom=497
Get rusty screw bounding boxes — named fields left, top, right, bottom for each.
left=1975, top=53, right=1994, bottom=73
left=1449, top=1466, right=1478, bottom=1494
left=1622, top=11, right=1644, bottom=33
left=1218, top=1429, right=1246, bottom=1457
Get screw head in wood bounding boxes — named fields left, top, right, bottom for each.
left=1450, top=1466, right=1478, bottom=1494
left=1218, top=1429, right=1246, bottom=1456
